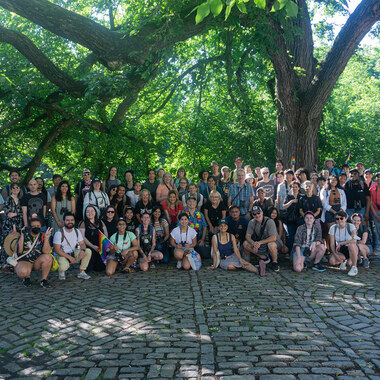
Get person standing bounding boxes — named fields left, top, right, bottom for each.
left=228, top=169, right=254, bottom=218
left=75, top=169, right=92, bottom=222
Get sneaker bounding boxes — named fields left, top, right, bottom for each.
left=40, top=279, right=51, bottom=288
left=348, top=266, right=358, bottom=276
left=58, top=271, right=66, bottom=280
left=272, top=262, right=280, bottom=272
left=77, top=271, right=91, bottom=280
left=358, top=257, right=363, bottom=266
left=363, top=259, right=370, bottom=269
left=22, top=278, right=31, bottom=287
left=176, top=260, right=182, bottom=269
left=259, top=259, right=266, bottom=277
left=149, top=262, right=156, bottom=269
left=312, top=263, right=326, bottom=272
left=339, top=260, right=347, bottom=271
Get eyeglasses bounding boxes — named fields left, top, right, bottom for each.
left=107, top=210, right=115, bottom=214
left=83, top=172, right=90, bottom=176
left=13, top=187, right=20, bottom=189
left=335, top=217, right=344, bottom=220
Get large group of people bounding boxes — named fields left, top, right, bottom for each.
left=0, top=157, right=379, bottom=287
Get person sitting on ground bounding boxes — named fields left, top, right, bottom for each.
left=14, top=217, right=53, bottom=288
left=126, top=181, right=142, bottom=208
left=293, top=211, right=326, bottom=273
left=209, top=219, right=258, bottom=273
left=351, top=213, right=371, bottom=269
left=242, top=206, right=281, bottom=272
left=170, top=212, right=201, bottom=271
left=106, top=217, right=139, bottom=275
left=253, top=188, right=274, bottom=217
left=135, top=189, right=155, bottom=224
left=184, top=196, right=210, bottom=259
left=329, top=210, right=359, bottom=276
left=182, top=183, right=204, bottom=209
left=53, top=212, right=92, bottom=280
left=83, top=177, right=110, bottom=217
left=226, top=205, right=249, bottom=246
left=268, top=207, right=288, bottom=254
left=135, top=213, right=163, bottom=271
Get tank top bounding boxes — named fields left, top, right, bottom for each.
left=216, top=233, right=234, bottom=258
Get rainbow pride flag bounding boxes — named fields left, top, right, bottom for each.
left=345, top=153, right=351, bottom=165
left=98, top=231, right=112, bottom=262
left=291, top=156, right=296, bottom=166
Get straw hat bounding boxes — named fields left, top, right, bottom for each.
left=3, top=232, right=20, bottom=256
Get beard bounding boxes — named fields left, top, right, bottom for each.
left=65, top=223, right=75, bottom=229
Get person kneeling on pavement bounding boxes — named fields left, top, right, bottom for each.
left=328, top=210, right=359, bottom=276
left=293, top=211, right=326, bottom=273
left=209, top=219, right=258, bottom=274
left=242, top=206, right=281, bottom=273
left=53, top=212, right=92, bottom=280
left=13, top=217, right=53, bottom=288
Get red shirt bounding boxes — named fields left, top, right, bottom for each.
left=370, top=184, right=380, bottom=212
left=162, top=202, right=184, bottom=224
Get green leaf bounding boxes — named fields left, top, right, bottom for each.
left=285, top=1, right=298, bottom=17
left=210, top=0, right=223, bottom=17
left=225, top=0, right=235, bottom=20
left=198, top=2, right=211, bottom=17
left=254, top=0, right=266, bottom=10
left=236, top=2, right=247, bottom=13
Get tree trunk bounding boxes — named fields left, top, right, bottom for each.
left=276, top=98, right=321, bottom=172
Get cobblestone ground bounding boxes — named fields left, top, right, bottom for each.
left=0, top=256, right=379, bottom=380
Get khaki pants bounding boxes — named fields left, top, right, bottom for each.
left=57, top=248, right=92, bottom=273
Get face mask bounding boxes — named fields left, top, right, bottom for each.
left=31, top=227, right=41, bottom=234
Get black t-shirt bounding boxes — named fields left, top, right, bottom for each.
left=103, top=220, right=117, bottom=238
left=204, top=201, right=227, bottom=227
left=253, top=198, right=273, bottom=217
left=126, top=218, right=139, bottom=233
left=135, top=200, right=155, bottom=216
left=141, top=180, right=159, bottom=201
left=21, top=192, right=47, bottom=225
left=226, top=216, right=249, bottom=244
left=344, top=180, right=370, bottom=209
left=298, top=194, right=322, bottom=218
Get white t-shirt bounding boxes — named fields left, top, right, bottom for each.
left=329, top=223, right=355, bottom=243
left=126, top=191, right=140, bottom=208
left=53, top=227, right=84, bottom=254
left=170, top=226, right=197, bottom=245
left=83, top=190, right=110, bottom=216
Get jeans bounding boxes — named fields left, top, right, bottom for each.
left=284, top=224, right=297, bottom=253
left=346, top=207, right=366, bottom=220
left=156, top=242, right=170, bottom=263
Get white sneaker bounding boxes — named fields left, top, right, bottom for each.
left=58, top=271, right=66, bottom=280
left=176, top=260, right=182, bottom=269
left=77, top=271, right=91, bottom=280
left=339, top=260, right=347, bottom=271
left=186, top=253, right=196, bottom=270
left=348, top=266, right=358, bottom=276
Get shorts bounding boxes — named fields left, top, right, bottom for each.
left=220, top=253, right=243, bottom=270
left=257, top=239, right=283, bottom=256
left=338, top=245, right=350, bottom=259
left=293, top=247, right=311, bottom=259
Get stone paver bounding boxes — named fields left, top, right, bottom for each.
left=0, top=256, right=379, bottom=379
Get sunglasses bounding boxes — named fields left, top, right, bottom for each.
left=107, top=210, right=115, bottom=214
left=252, top=212, right=261, bottom=216
left=336, top=217, right=344, bottom=220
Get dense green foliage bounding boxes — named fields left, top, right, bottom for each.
left=0, top=0, right=379, bottom=187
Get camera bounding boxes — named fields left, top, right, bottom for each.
left=353, top=200, right=362, bottom=210
left=180, top=241, right=187, bottom=246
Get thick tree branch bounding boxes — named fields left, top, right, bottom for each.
left=307, top=0, right=380, bottom=112
left=0, top=26, right=86, bottom=97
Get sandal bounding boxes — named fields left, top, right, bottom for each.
left=123, top=267, right=134, bottom=273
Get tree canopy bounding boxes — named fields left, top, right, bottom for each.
left=0, top=0, right=379, bottom=185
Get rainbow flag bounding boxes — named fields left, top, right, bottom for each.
left=345, top=153, right=351, bottom=165
left=291, top=156, right=296, bottom=166
left=98, top=231, right=112, bottom=262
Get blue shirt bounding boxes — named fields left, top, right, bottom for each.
left=228, top=183, right=254, bottom=216
left=226, top=216, right=249, bottom=244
